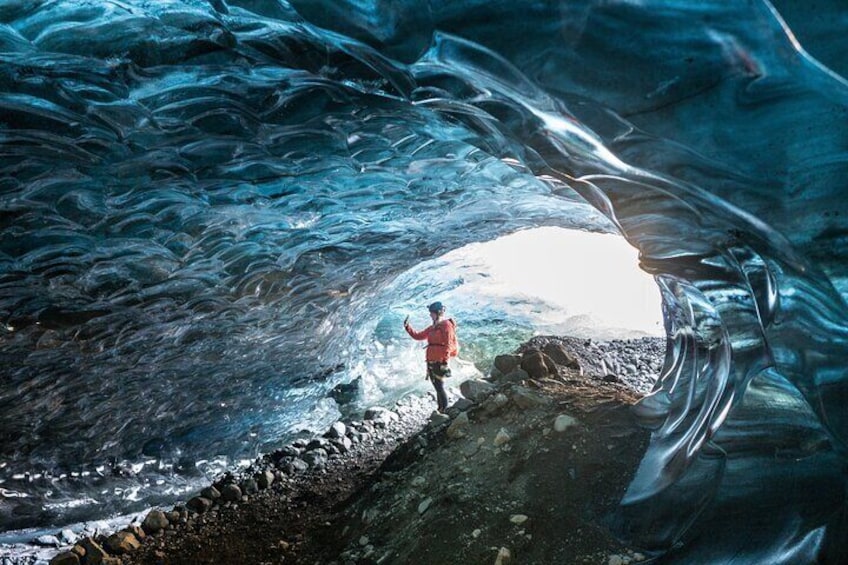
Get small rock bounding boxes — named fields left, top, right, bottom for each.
left=446, top=411, right=470, bottom=439
left=451, top=398, right=475, bottom=412
left=608, top=555, right=624, bottom=565
left=520, top=350, right=556, bottom=379
left=106, top=530, right=141, bottom=554
left=331, top=436, right=353, bottom=453
left=78, top=538, right=108, bottom=564
left=509, top=514, right=529, bottom=525
left=256, top=469, right=275, bottom=490
left=71, top=543, right=86, bottom=557
left=482, top=393, right=509, bottom=416
left=495, top=546, right=512, bottom=565
left=359, top=535, right=369, bottom=546
left=554, top=414, right=578, bottom=432
left=125, top=525, right=146, bottom=541
left=493, top=428, right=511, bottom=447
left=241, top=478, right=259, bottom=495
left=493, top=354, right=521, bottom=374
left=49, top=552, right=80, bottom=565
left=201, top=485, right=221, bottom=500
left=326, top=421, right=347, bottom=439
left=221, top=483, right=243, bottom=502
left=186, top=496, right=213, bottom=514
left=418, top=497, right=433, bottom=514
left=500, top=368, right=530, bottom=384
left=302, top=448, right=328, bottom=468
left=429, top=411, right=450, bottom=424
left=280, top=457, right=309, bottom=475
left=329, top=377, right=361, bottom=405
left=541, top=342, right=580, bottom=369
left=364, top=407, right=399, bottom=425
left=411, top=476, right=426, bottom=488
left=272, top=445, right=301, bottom=460
left=307, top=437, right=329, bottom=451
left=142, top=510, right=169, bottom=534
left=459, top=379, right=495, bottom=401
left=471, top=529, right=482, bottom=538
left=166, top=510, right=181, bottom=523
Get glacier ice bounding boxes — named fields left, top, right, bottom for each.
left=0, top=0, right=847, bottom=561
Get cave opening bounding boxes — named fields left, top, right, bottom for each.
left=338, top=225, right=666, bottom=412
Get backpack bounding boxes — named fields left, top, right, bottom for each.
left=445, top=318, right=459, bottom=358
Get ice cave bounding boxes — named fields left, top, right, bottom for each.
left=1, top=0, right=847, bottom=563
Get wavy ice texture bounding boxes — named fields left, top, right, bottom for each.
left=0, top=0, right=847, bottom=562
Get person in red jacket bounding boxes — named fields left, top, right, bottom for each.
left=404, top=301, right=459, bottom=413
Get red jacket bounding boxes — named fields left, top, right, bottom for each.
left=405, top=319, right=458, bottom=363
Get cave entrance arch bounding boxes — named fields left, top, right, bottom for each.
left=347, top=225, right=665, bottom=408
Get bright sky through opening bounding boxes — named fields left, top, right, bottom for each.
left=446, top=227, right=664, bottom=338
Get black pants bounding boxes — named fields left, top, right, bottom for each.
left=427, top=362, right=451, bottom=412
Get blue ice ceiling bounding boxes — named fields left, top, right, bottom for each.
left=1, top=1, right=847, bottom=562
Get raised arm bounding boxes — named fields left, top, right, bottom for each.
left=404, top=320, right=429, bottom=340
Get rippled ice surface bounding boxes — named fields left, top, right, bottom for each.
left=1, top=1, right=848, bottom=562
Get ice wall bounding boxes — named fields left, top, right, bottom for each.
left=1, top=1, right=846, bottom=561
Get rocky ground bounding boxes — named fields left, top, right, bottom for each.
left=39, top=335, right=665, bottom=565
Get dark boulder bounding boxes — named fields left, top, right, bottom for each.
left=542, top=342, right=581, bottom=370
left=500, top=368, right=530, bottom=384
left=142, top=509, right=169, bottom=534
left=493, top=354, right=521, bottom=374
left=49, top=552, right=80, bottom=565
left=105, top=530, right=142, bottom=554
left=329, top=376, right=362, bottom=405
left=221, top=483, right=243, bottom=502
left=186, top=496, right=213, bottom=514
left=520, top=350, right=556, bottom=379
